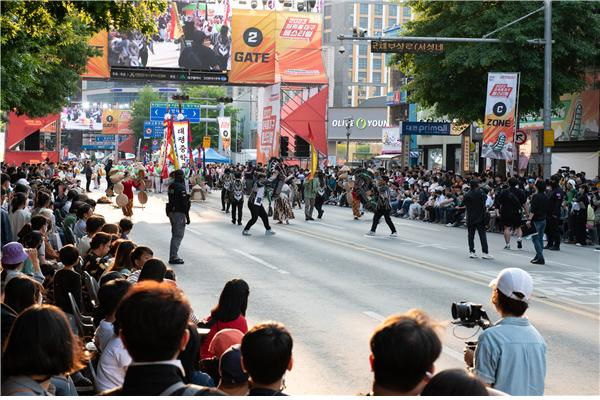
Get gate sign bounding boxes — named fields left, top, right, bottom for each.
left=515, top=129, right=527, bottom=145
left=218, top=117, right=231, bottom=151
left=150, top=102, right=201, bottom=123
left=143, top=121, right=164, bottom=139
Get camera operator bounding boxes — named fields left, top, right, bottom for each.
left=464, top=268, right=546, bottom=395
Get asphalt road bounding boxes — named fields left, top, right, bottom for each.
left=93, top=187, right=600, bottom=395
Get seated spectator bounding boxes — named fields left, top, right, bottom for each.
left=19, top=230, right=45, bottom=275
left=165, top=268, right=177, bottom=281
left=107, top=240, right=136, bottom=276
left=218, top=345, right=248, bottom=396
left=179, top=323, right=216, bottom=388
left=62, top=200, right=83, bottom=236
left=1, top=242, right=44, bottom=287
left=368, top=309, right=442, bottom=396
left=82, top=232, right=112, bottom=281
left=421, top=369, right=488, bottom=396
left=104, top=281, right=222, bottom=395
left=99, top=271, right=125, bottom=287
left=73, top=203, right=93, bottom=239
left=77, top=215, right=106, bottom=257
left=109, top=238, right=124, bottom=258
left=8, top=192, right=30, bottom=242
left=137, top=258, right=167, bottom=283
left=1, top=305, right=86, bottom=396
left=95, top=279, right=133, bottom=392
left=119, top=218, right=134, bottom=240
left=201, top=328, right=245, bottom=385
left=101, top=223, right=120, bottom=236
left=29, top=215, right=59, bottom=261
left=53, top=245, right=82, bottom=316
left=1, top=275, right=43, bottom=346
left=241, top=321, right=293, bottom=396
left=126, top=246, right=154, bottom=284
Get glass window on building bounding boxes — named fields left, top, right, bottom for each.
left=389, top=4, right=398, bottom=17
left=358, top=57, right=367, bottom=69
left=360, top=3, right=369, bottom=14
left=324, top=18, right=331, bottom=30
left=360, top=16, right=368, bottom=28
left=374, top=18, right=382, bottom=30
left=358, top=43, right=368, bottom=56
left=403, top=6, right=411, bottom=17
left=358, top=71, right=367, bottom=81
left=374, top=4, right=383, bottom=15
left=372, top=57, right=382, bottom=70
left=358, top=87, right=367, bottom=98
left=372, top=72, right=381, bottom=83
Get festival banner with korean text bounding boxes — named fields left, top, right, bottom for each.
left=256, top=83, right=281, bottom=165
left=218, top=117, right=232, bottom=151
left=482, top=72, right=519, bottom=160
left=172, top=120, right=191, bottom=169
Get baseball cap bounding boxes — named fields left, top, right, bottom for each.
left=1, top=242, right=29, bottom=265
left=489, top=268, right=533, bottom=302
left=208, top=328, right=244, bottom=359
left=219, top=345, right=248, bottom=386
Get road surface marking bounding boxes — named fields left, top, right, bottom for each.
left=233, top=249, right=290, bottom=275
left=397, top=222, right=441, bottom=232
left=309, top=221, right=345, bottom=230
left=363, top=311, right=385, bottom=321
left=502, top=251, right=592, bottom=271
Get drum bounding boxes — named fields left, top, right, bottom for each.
left=137, top=191, right=148, bottom=205
left=110, top=172, right=124, bottom=183
left=113, top=182, right=124, bottom=195
left=116, top=194, right=129, bottom=207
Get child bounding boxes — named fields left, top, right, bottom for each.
left=118, top=218, right=133, bottom=240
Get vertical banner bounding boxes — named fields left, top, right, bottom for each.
left=172, top=121, right=191, bottom=169
left=82, top=31, right=110, bottom=79
left=481, top=72, right=519, bottom=160
left=382, top=127, right=402, bottom=154
left=461, top=134, right=471, bottom=174
left=256, top=83, right=281, bottom=165
left=218, top=117, right=232, bottom=151
left=229, top=10, right=277, bottom=84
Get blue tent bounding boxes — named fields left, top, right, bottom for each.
left=192, top=148, right=231, bottom=163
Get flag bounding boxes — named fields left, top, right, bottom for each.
left=308, top=123, right=318, bottom=175
left=170, top=4, right=184, bottom=40
left=223, top=0, right=231, bottom=26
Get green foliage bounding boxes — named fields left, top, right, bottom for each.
left=131, top=86, right=162, bottom=143
left=1, top=0, right=167, bottom=117
left=392, top=1, right=600, bottom=122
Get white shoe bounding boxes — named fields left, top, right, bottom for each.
left=481, top=253, right=494, bottom=259
left=390, top=232, right=398, bottom=237
left=366, top=231, right=376, bottom=236
left=242, top=230, right=251, bottom=236
left=265, top=230, right=276, bottom=236
left=503, top=244, right=511, bottom=250
left=446, top=223, right=453, bottom=227
left=469, top=252, right=478, bottom=258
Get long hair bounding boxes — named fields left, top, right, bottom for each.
left=110, top=241, right=136, bottom=272
left=210, top=279, right=250, bottom=324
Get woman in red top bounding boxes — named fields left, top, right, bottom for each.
left=200, top=279, right=249, bottom=360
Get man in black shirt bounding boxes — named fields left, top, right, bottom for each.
left=495, top=178, right=526, bottom=250
left=464, top=180, right=493, bottom=259
left=82, top=161, right=93, bottom=193
left=528, top=180, right=549, bottom=264
left=167, top=170, right=190, bottom=265
left=544, top=178, right=563, bottom=251
left=178, top=31, right=220, bottom=71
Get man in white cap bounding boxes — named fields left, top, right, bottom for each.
left=465, top=268, right=547, bottom=395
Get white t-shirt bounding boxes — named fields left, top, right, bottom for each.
left=96, top=336, right=132, bottom=392
left=94, top=319, right=115, bottom=353
left=77, top=235, right=91, bottom=257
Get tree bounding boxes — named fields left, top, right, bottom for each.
left=1, top=0, right=166, bottom=117
left=130, top=86, right=163, bottom=144
left=392, top=1, right=600, bottom=122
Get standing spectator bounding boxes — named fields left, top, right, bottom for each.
left=495, top=178, right=526, bottom=250
left=241, top=321, right=293, bottom=396
left=368, top=309, right=442, bottom=396
left=200, top=279, right=249, bottom=359
left=591, top=186, right=600, bottom=245
left=528, top=180, right=549, bottom=264
left=464, top=180, right=493, bottom=259
left=303, top=172, right=318, bottom=221
left=574, top=184, right=590, bottom=246
left=545, top=178, right=564, bottom=251
left=105, top=159, right=114, bottom=195
left=82, top=160, right=93, bottom=193
left=104, top=282, right=222, bottom=395
left=466, top=268, right=547, bottom=396
left=167, top=170, right=190, bottom=265
left=1, top=305, right=85, bottom=396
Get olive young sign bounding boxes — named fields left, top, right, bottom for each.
left=327, top=108, right=388, bottom=140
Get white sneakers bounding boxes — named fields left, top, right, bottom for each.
left=390, top=232, right=398, bottom=237
left=265, top=230, right=276, bottom=236
left=366, top=231, right=376, bottom=236
left=469, top=252, right=478, bottom=258
left=503, top=244, right=511, bottom=250
left=470, top=252, right=494, bottom=259
left=242, top=230, right=251, bottom=236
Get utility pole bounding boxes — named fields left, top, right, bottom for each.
left=542, top=0, right=552, bottom=179
left=344, top=116, right=353, bottom=163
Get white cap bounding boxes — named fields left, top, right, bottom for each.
left=489, top=268, right=533, bottom=302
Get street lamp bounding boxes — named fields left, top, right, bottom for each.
left=344, top=116, right=353, bottom=163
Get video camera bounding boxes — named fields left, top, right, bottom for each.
left=451, top=301, right=491, bottom=329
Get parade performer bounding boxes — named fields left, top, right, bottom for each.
left=242, top=169, right=275, bottom=236
left=167, top=169, right=190, bottom=264
left=121, top=171, right=144, bottom=217
left=230, top=172, right=244, bottom=225
left=367, top=175, right=398, bottom=237
left=220, top=168, right=233, bottom=213
left=304, top=172, right=318, bottom=221
left=314, top=171, right=326, bottom=219
left=274, top=177, right=295, bottom=225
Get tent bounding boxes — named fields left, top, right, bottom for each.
left=192, top=148, right=231, bottom=164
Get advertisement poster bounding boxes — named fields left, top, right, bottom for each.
left=218, top=117, right=232, bottom=151
left=108, top=1, right=231, bottom=71
left=381, top=127, right=402, bottom=154
left=481, top=72, right=519, bottom=160
left=83, top=31, right=110, bottom=79
left=172, top=120, right=191, bottom=168
left=256, top=83, right=281, bottom=164
left=229, top=10, right=277, bottom=84
left=102, top=109, right=133, bottom=135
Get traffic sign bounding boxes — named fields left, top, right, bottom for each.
left=143, top=121, right=165, bottom=139
left=203, top=136, right=211, bottom=149
left=515, top=129, right=527, bottom=145
left=150, top=102, right=201, bottom=123
left=544, top=129, right=555, bottom=147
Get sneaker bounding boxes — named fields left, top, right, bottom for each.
left=575, top=243, right=582, bottom=247
left=242, top=230, right=251, bottom=236
left=366, top=231, right=376, bottom=236
left=168, top=258, right=184, bottom=265
left=517, top=240, right=523, bottom=249
left=469, top=252, right=478, bottom=258
left=238, top=221, right=242, bottom=225
left=265, top=230, right=276, bottom=236
left=503, top=244, right=511, bottom=250
left=481, top=253, right=494, bottom=259
left=531, top=258, right=545, bottom=265
left=390, top=232, right=398, bottom=238
left=446, top=223, right=453, bottom=227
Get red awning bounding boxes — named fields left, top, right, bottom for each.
left=6, top=112, right=60, bottom=150
left=280, top=87, right=328, bottom=156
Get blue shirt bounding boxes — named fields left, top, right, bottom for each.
left=474, top=317, right=547, bottom=395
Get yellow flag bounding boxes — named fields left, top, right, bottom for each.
left=310, top=143, right=318, bottom=176
left=171, top=5, right=184, bottom=40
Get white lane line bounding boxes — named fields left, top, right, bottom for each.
left=363, top=311, right=464, bottom=362
left=308, top=221, right=345, bottom=230
left=233, top=249, right=290, bottom=275
left=397, top=222, right=442, bottom=232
